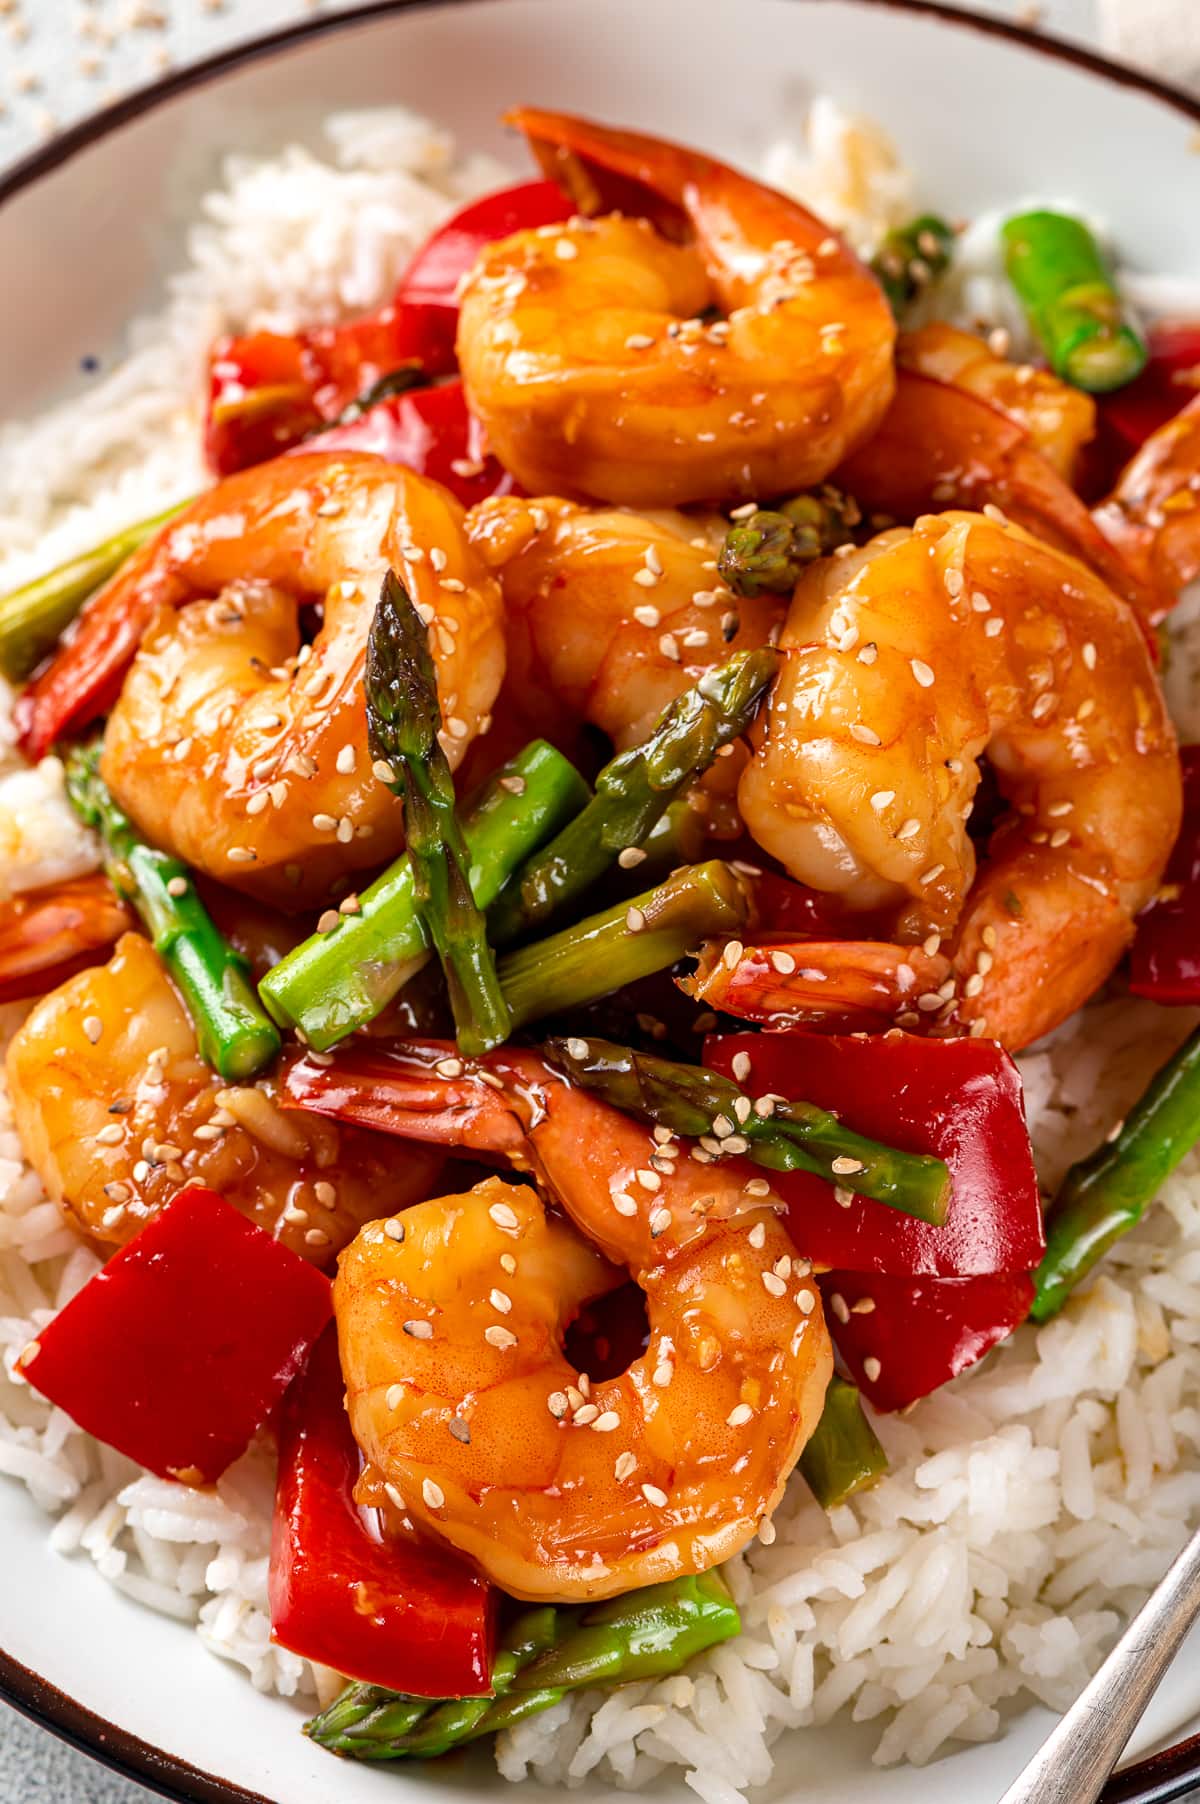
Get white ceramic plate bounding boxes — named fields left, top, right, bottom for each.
left=3, top=3, right=1200, bottom=1798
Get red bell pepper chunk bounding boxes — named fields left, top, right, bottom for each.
left=1130, top=744, right=1200, bottom=1004
left=302, top=380, right=516, bottom=508
left=817, top=1271, right=1034, bottom=1412
left=705, top=1030, right=1042, bottom=1277
left=1100, top=321, right=1200, bottom=454
left=205, top=179, right=572, bottom=475
left=270, top=1325, right=495, bottom=1697
left=17, top=1186, right=332, bottom=1484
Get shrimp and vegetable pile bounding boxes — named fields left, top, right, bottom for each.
left=4, top=105, right=1200, bottom=1762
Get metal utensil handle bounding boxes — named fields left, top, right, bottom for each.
left=999, top=1522, right=1200, bottom=1804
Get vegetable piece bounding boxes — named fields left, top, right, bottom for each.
left=0, top=502, right=185, bottom=686
left=303, top=379, right=514, bottom=509
left=18, top=1185, right=332, bottom=1483
left=206, top=179, right=572, bottom=473
left=718, top=494, right=859, bottom=599
left=870, top=214, right=956, bottom=318
left=1001, top=210, right=1147, bottom=393
left=0, top=874, right=132, bottom=1003
left=798, top=1376, right=888, bottom=1507
left=1130, top=746, right=1200, bottom=1004
left=498, top=861, right=751, bottom=1032
left=545, top=1035, right=951, bottom=1223
left=270, top=1326, right=495, bottom=1698
left=304, top=1571, right=739, bottom=1761
left=64, top=740, right=281, bottom=1081
left=1032, top=1023, right=1200, bottom=1320
left=1098, top=319, right=1200, bottom=453
left=260, top=741, right=588, bottom=1049
left=819, top=1271, right=1035, bottom=1412
left=366, top=572, right=510, bottom=1056
left=705, top=1031, right=1043, bottom=1276
left=489, top=648, right=780, bottom=946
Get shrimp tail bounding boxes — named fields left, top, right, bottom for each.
left=281, top=1042, right=530, bottom=1159
left=0, top=875, right=133, bottom=1004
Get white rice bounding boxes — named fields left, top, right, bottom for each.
left=2, top=98, right=1199, bottom=1798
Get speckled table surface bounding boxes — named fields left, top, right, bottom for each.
left=0, top=0, right=1184, bottom=1797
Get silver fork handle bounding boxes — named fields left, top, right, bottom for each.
left=999, top=1522, right=1200, bottom=1804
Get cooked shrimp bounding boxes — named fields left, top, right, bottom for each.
left=0, top=875, right=131, bottom=1004
left=467, top=495, right=782, bottom=754
left=456, top=109, right=896, bottom=507
left=21, top=456, right=505, bottom=906
left=898, top=323, right=1096, bottom=481
left=289, top=1040, right=832, bottom=1602
left=1094, top=393, right=1200, bottom=608
left=735, top=510, right=1181, bottom=1048
left=6, top=932, right=444, bottom=1260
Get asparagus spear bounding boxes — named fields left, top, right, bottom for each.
left=870, top=214, right=956, bottom=318
left=64, top=741, right=280, bottom=1082
left=0, top=502, right=187, bottom=684
left=498, top=862, right=751, bottom=1034
left=1001, top=210, right=1147, bottom=393
left=489, top=649, right=779, bottom=946
left=306, top=1572, right=740, bottom=1761
left=799, top=1376, right=888, bottom=1508
left=259, top=741, right=589, bottom=1049
left=718, top=493, right=859, bottom=599
left=366, top=572, right=511, bottom=1057
left=544, top=1035, right=951, bottom=1222
left=1032, top=1025, right=1200, bottom=1320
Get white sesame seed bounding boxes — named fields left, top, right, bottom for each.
left=625, top=333, right=655, bottom=350
left=312, top=812, right=337, bottom=832
left=615, top=1451, right=638, bottom=1480
left=727, top=1403, right=754, bottom=1427
left=748, top=1222, right=766, bottom=1248
left=633, top=568, right=660, bottom=589
left=386, top=1384, right=404, bottom=1411
left=245, top=790, right=270, bottom=817
left=1049, top=827, right=1071, bottom=849
left=650, top=1207, right=672, bottom=1237
left=314, top=1181, right=336, bottom=1207
left=770, top=950, right=797, bottom=975
left=573, top=1403, right=600, bottom=1425
left=372, top=759, right=395, bottom=784
left=637, top=1168, right=662, bottom=1192
left=762, top=1271, right=787, bottom=1298
left=166, top=875, right=188, bottom=898
left=81, top=1014, right=103, bottom=1044
left=403, top=1319, right=433, bottom=1339
left=632, top=604, right=662, bottom=629
left=566, top=1037, right=590, bottom=1060
left=852, top=1297, right=877, bottom=1315
left=592, top=1410, right=621, bottom=1432
left=850, top=723, right=881, bottom=746
left=626, top=906, right=647, bottom=932
left=798, top=1289, right=816, bottom=1313
left=830, top=1292, right=850, bottom=1323
left=316, top=909, right=341, bottom=934
left=612, top=1191, right=638, bottom=1217
left=1082, top=641, right=1097, bottom=670
left=919, top=864, right=946, bottom=885
left=489, top=1288, right=512, bottom=1314
left=384, top=1483, right=405, bottom=1512
left=759, top=1518, right=777, bottom=1545
left=652, top=1362, right=674, bottom=1388
left=910, top=659, right=935, bottom=688
left=485, top=1325, right=517, bottom=1350
left=226, top=846, right=256, bottom=863
left=1077, top=697, right=1096, bottom=720
left=435, top=1057, right=464, bottom=1078
left=641, top=1483, right=669, bottom=1507
left=95, top=1123, right=124, bottom=1146
left=870, top=790, right=896, bottom=811
left=831, top=1156, right=864, bottom=1175
left=548, top=1391, right=569, bottom=1419
left=834, top=1186, right=854, bottom=1208
left=335, top=744, right=356, bottom=775
left=984, top=617, right=1004, bottom=638
left=862, top=1356, right=882, bottom=1383
left=422, top=1478, right=445, bottom=1510
left=489, top=1201, right=520, bottom=1231
left=1031, top=692, right=1057, bottom=721
left=745, top=1178, right=771, bottom=1198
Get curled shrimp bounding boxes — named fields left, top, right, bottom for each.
left=22, top=455, right=505, bottom=906
left=734, top=510, right=1181, bottom=1049
left=287, top=1040, right=832, bottom=1602
left=6, top=932, right=443, bottom=1260
left=466, top=495, right=781, bottom=758
left=1094, top=393, right=1200, bottom=606
left=456, top=109, right=896, bottom=508
left=0, top=875, right=132, bottom=1003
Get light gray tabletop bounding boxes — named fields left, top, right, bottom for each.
left=0, top=0, right=1169, bottom=1798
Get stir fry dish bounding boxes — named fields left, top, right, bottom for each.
left=3, top=103, right=1200, bottom=1775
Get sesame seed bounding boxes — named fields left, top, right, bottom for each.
left=862, top=1356, right=882, bottom=1382
left=317, top=909, right=341, bottom=934
left=566, top=1037, right=589, bottom=1060
left=723, top=1134, right=749, bottom=1154
left=652, top=1362, right=674, bottom=1387
left=762, top=1271, right=787, bottom=1297
left=984, top=617, right=1004, bottom=638
left=748, top=1222, right=766, bottom=1248
left=637, top=1168, right=662, bottom=1192
left=226, top=846, right=256, bottom=863
left=831, top=1156, right=864, bottom=1175
left=1049, top=827, right=1071, bottom=849
left=489, top=1288, right=512, bottom=1315
left=633, top=567, right=660, bottom=588
left=858, top=643, right=878, bottom=665
left=489, top=1201, right=519, bottom=1231
left=834, top=1187, right=854, bottom=1208
left=500, top=1252, right=517, bottom=1276
left=1031, top=693, right=1057, bottom=721
left=384, top=1483, right=405, bottom=1511
left=910, top=659, right=935, bottom=688
left=1082, top=641, right=1097, bottom=670
left=81, top=1014, right=103, bottom=1044
left=422, top=1478, right=445, bottom=1511
left=245, top=790, right=270, bottom=817
left=592, top=1410, right=621, bottom=1432
left=870, top=790, right=896, bottom=811
left=759, top=1518, right=777, bottom=1545
left=95, top=1124, right=124, bottom=1146
left=650, top=1207, right=672, bottom=1237
left=850, top=723, right=881, bottom=746
left=573, top=1403, right=600, bottom=1425
left=830, top=1292, right=850, bottom=1323
left=615, top=1451, right=638, bottom=1480
left=641, top=1483, right=669, bottom=1507
left=626, top=906, right=647, bottom=932
left=403, top=1319, right=433, bottom=1339
left=612, top=1191, right=638, bottom=1217
left=166, top=875, right=188, bottom=898
left=731, top=1050, right=753, bottom=1084
left=770, top=950, right=797, bottom=975
left=485, top=1325, right=517, bottom=1350
left=798, top=1289, right=816, bottom=1313
left=745, top=1178, right=771, bottom=1198
left=448, top=1416, right=471, bottom=1444
left=312, top=812, right=337, bottom=832
left=339, top=894, right=361, bottom=917
left=727, top=1403, right=754, bottom=1427
left=659, top=632, right=681, bottom=661
left=919, top=864, right=945, bottom=885
left=852, top=1297, right=877, bottom=1315
left=625, top=332, right=655, bottom=350
left=386, top=1384, right=404, bottom=1410
left=548, top=1391, right=569, bottom=1419
left=314, top=1181, right=336, bottom=1207
left=632, top=603, right=661, bottom=628
left=435, top=1057, right=464, bottom=1078
left=1077, top=697, right=1096, bottom=720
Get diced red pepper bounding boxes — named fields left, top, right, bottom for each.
left=302, top=380, right=515, bottom=508
left=18, top=1186, right=332, bottom=1484
left=1100, top=321, right=1200, bottom=454
left=817, top=1271, right=1034, bottom=1412
left=269, top=1325, right=495, bottom=1697
left=705, top=1031, right=1043, bottom=1277
left=206, top=179, right=572, bottom=475
left=1130, top=744, right=1200, bottom=1004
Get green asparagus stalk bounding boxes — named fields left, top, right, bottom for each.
left=0, top=501, right=187, bottom=684
left=1032, top=1024, right=1200, bottom=1320
left=498, top=861, right=751, bottom=1034
left=718, top=493, right=859, bottom=599
left=489, top=649, right=779, bottom=946
left=799, top=1377, right=888, bottom=1508
left=1001, top=210, right=1147, bottom=393
left=305, top=1572, right=740, bottom=1762
left=64, top=740, right=280, bottom=1081
left=870, top=214, right=956, bottom=318
left=544, top=1035, right=950, bottom=1222
left=366, top=572, right=511, bottom=1057
left=259, top=742, right=589, bottom=1049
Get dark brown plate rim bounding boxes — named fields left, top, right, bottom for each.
left=2, top=2, right=1200, bottom=1799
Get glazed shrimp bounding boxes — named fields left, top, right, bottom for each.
left=288, top=1041, right=832, bottom=1602
left=23, top=455, right=505, bottom=905
left=735, top=510, right=1181, bottom=1049
left=456, top=109, right=896, bottom=507
left=6, top=932, right=444, bottom=1260
left=467, top=495, right=782, bottom=755
left=1094, top=393, right=1200, bottom=606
